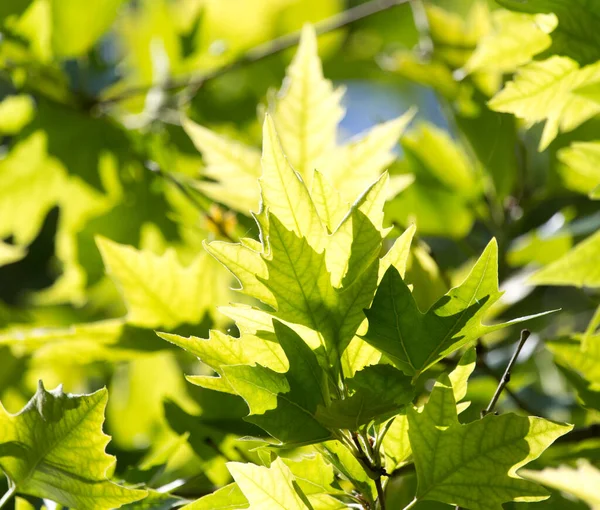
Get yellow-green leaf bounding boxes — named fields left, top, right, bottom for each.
left=0, top=382, right=146, bottom=509
left=557, top=140, right=600, bottom=197
left=529, top=229, right=600, bottom=287
left=466, top=11, right=555, bottom=74
left=408, top=374, right=572, bottom=509
left=97, top=237, right=217, bottom=329
left=0, top=95, right=34, bottom=135
left=227, top=458, right=311, bottom=510
left=489, top=56, right=600, bottom=150
left=521, top=461, right=600, bottom=509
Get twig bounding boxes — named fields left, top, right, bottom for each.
left=482, top=330, right=531, bottom=418
left=402, top=498, right=418, bottom=510
left=409, top=0, right=434, bottom=57
left=375, top=478, right=387, bottom=510
left=98, top=0, right=409, bottom=106
left=147, top=163, right=236, bottom=242
left=455, top=331, right=531, bottom=510
left=476, top=347, right=538, bottom=416
left=0, top=484, right=16, bottom=510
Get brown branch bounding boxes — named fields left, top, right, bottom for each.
left=98, top=0, right=410, bottom=106
left=481, top=330, right=531, bottom=418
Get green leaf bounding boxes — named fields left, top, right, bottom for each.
left=448, top=347, right=477, bottom=403
left=488, top=56, right=600, bottom=150
left=408, top=374, right=572, bottom=509
left=381, top=347, right=476, bottom=473
left=529, top=230, right=600, bottom=287
left=466, top=10, right=555, bottom=74
left=259, top=114, right=325, bottom=250
left=182, top=120, right=262, bottom=213
left=321, top=440, right=376, bottom=502
left=498, top=0, right=600, bottom=65
left=0, top=95, right=34, bottom=135
left=119, top=490, right=185, bottom=510
left=328, top=111, right=415, bottom=201
left=184, top=483, right=248, bottom=509
left=426, top=2, right=492, bottom=68
left=364, top=239, right=547, bottom=377
left=283, top=454, right=342, bottom=497
left=222, top=321, right=331, bottom=445
left=0, top=242, right=26, bottom=267
left=184, top=26, right=412, bottom=215
left=50, top=0, right=125, bottom=57
left=97, top=237, right=218, bottom=329
left=521, top=461, right=600, bottom=509
left=315, top=365, right=413, bottom=430
left=159, top=328, right=286, bottom=394
left=0, top=318, right=155, bottom=367
left=0, top=381, right=146, bottom=509
left=548, top=333, right=600, bottom=387
left=227, top=458, right=311, bottom=510
left=0, top=132, right=66, bottom=245
left=557, top=141, right=600, bottom=197
left=272, top=25, right=344, bottom=182
left=387, top=122, right=479, bottom=238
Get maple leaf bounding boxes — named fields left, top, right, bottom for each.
left=407, top=374, right=572, bottom=509
left=0, top=382, right=146, bottom=509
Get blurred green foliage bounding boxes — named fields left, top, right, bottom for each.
left=0, top=0, right=600, bottom=508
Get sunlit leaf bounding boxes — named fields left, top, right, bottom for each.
left=97, top=237, right=219, bottom=328
left=498, top=0, right=600, bottom=64
left=489, top=56, right=600, bottom=150
left=364, top=239, right=549, bottom=378
left=227, top=458, right=311, bottom=510
left=466, top=10, right=555, bottom=74
left=0, top=382, right=146, bottom=509
left=521, top=461, right=600, bottom=509
left=408, top=374, right=572, bottom=509
left=557, top=140, right=600, bottom=197
left=529, top=230, right=600, bottom=287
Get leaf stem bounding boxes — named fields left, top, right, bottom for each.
left=402, top=497, right=418, bottom=510
left=482, top=329, right=531, bottom=417
left=375, top=477, right=387, bottom=510
left=0, top=484, right=16, bottom=510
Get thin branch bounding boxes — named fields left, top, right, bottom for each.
left=375, top=478, right=387, bottom=510
left=0, top=484, right=16, bottom=510
left=476, top=348, right=538, bottom=416
left=482, top=329, right=531, bottom=418
left=402, top=498, right=418, bottom=510
left=409, top=0, right=434, bottom=57
left=147, top=163, right=236, bottom=242
left=455, top=331, right=531, bottom=510
left=98, top=0, right=410, bottom=106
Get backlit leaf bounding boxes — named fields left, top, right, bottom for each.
left=227, top=458, right=311, bottom=510
left=521, top=461, right=600, bottom=509
left=529, top=229, right=600, bottom=287
left=0, top=382, right=146, bottom=509
left=489, top=56, right=600, bottom=150
left=364, top=239, right=549, bottom=377
left=408, top=374, right=572, bottom=509
left=97, top=237, right=219, bottom=329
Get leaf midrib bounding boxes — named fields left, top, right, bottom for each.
left=15, top=393, right=105, bottom=494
